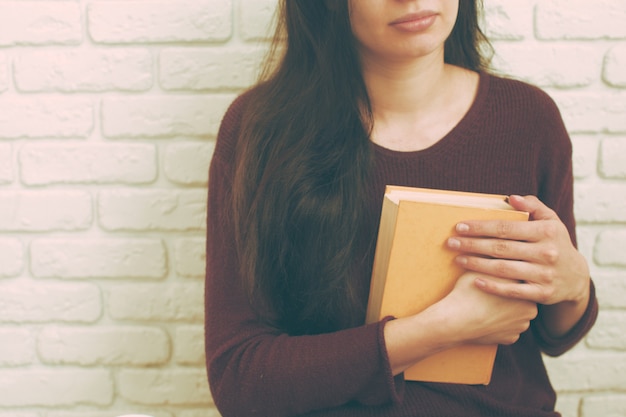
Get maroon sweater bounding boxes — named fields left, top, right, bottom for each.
left=205, top=72, right=598, bottom=417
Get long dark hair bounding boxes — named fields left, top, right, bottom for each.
left=232, top=0, right=491, bottom=335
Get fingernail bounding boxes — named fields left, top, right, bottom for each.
left=456, top=223, right=469, bottom=233
left=447, top=238, right=461, bottom=249
left=456, top=256, right=468, bottom=266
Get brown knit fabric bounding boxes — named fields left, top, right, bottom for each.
left=204, top=72, right=598, bottom=417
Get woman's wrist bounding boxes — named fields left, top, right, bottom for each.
left=383, top=305, right=461, bottom=376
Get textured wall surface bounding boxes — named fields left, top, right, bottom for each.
left=0, top=1, right=624, bottom=416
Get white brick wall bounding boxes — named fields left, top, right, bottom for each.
left=484, top=1, right=626, bottom=416
left=0, top=1, right=623, bottom=416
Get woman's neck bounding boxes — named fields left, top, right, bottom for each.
left=362, top=52, right=449, bottom=117
left=361, top=55, right=479, bottom=152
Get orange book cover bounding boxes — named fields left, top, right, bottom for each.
left=366, top=185, right=529, bottom=385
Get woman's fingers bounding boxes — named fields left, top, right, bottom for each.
left=448, top=235, right=559, bottom=265
left=507, top=194, right=560, bottom=222
left=473, top=275, right=556, bottom=305
left=445, top=273, right=539, bottom=345
left=446, top=195, right=588, bottom=306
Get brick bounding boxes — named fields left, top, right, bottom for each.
left=571, top=136, right=599, bottom=180
left=593, top=272, right=626, bottom=308
left=0, top=2, right=81, bottom=46
left=164, top=142, right=214, bottom=185
left=118, top=368, right=211, bottom=405
left=0, top=413, right=38, bottom=417
left=48, top=412, right=172, bottom=417
left=0, top=52, right=7, bottom=92
left=544, top=351, right=626, bottom=391
left=0, top=280, right=101, bottom=323
left=88, top=0, right=232, bottom=44
left=575, top=184, right=626, bottom=223
left=31, top=238, right=166, bottom=279
left=0, top=238, right=23, bottom=277
left=548, top=91, right=626, bottom=133
left=160, top=47, right=264, bottom=91
left=20, top=142, right=157, bottom=185
left=239, top=0, right=278, bottom=41
left=98, top=189, right=206, bottom=231
left=604, top=44, right=626, bottom=87
left=15, top=49, right=152, bottom=92
left=174, top=237, right=206, bottom=278
left=491, top=43, right=600, bottom=88
left=174, top=325, right=205, bottom=365
left=178, top=409, right=222, bottom=417
left=594, top=229, right=626, bottom=266
left=585, top=310, right=626, bottom=349
left=0, top=327, right=35, bottom=366
left=47, top=412, right=173, bottom=417
left=0, top=142, right=12, bottom=183
left=599, top=136, right=626, bottom=178
left=0, top=190, right=91, bottom=231
left=582, top=395, right=626, bottom=417
left=101, top=95, right=234, bottom=138
left=108, top=283, right=203, bottom=322
left=0, top=96, right=93, bottom=139
left=39, top=326, right=170, bottom=366
left=554, top=394, right=580, bottom=417
left=482, top=0, right=533, bottom=40
left=536, top=0, right=626, bottom=40
left=0, top=369, right=112, bottom=406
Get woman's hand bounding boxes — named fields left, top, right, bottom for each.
left=446, top=195, right=590, bottom=306
left=434, top=272, right=538, bottom=346
left=446, top=195, right=591, bottom=337
left=384, top=271, right=538, bottom=375
left=386, top=195, right=591, bottom=375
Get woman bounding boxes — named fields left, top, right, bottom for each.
left=204, top=1, right=598, bottom=416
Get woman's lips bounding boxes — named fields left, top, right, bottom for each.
left=389, top=12, right=438, bottom=32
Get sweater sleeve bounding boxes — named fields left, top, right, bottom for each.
left=204, top=97, right=403, bottom=417
left=529, top=90, right=599, bottom=356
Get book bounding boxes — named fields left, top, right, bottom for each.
left=366, top=185, right=529, bottom=385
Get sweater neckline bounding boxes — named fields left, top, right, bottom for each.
left=371, top=71, right=490, bottom=159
